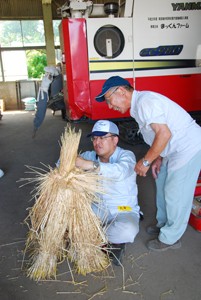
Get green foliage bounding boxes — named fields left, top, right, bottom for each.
left=26, top=50, right=47, bottom=79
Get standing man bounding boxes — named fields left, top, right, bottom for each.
left=95, top=76, right=201, bottom=252
left=75, top=120, right=140, bottom=265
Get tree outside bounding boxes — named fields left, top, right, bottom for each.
left=27, top=50, right=47, bottom=79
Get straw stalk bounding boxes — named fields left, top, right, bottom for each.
left=24, top=125, right=110, bottom=280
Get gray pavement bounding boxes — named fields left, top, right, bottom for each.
left=0, top=110, right=200, bottom=300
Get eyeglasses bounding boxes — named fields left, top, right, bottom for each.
left=105, top=87, right=119, bottom=104
left=91, top=134, right=117, bottom=142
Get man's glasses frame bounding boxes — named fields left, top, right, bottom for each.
left=91, top=134, right=117, bottom=142
left=105, top=87, right=119, bottom=104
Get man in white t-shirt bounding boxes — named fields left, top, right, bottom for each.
left=95, top=76, right=201, bottom=252
left=75, top=120, right=140, bottom=265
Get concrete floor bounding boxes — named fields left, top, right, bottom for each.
left=0, top=110, right=200, bottom=300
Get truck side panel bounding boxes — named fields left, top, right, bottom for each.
left=135, top=74, right=201, bottom=112
left=133, top=0, right=201, bottom=112
left=61, top=19, right=91, bottom=120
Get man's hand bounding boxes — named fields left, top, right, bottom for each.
left=134, top=159, right=150, bottom=177
left=152, top=156, right=162, bottom=179
left=135, top=123, right=171, bottom=177
left=75, top=156, right=94, bottom=171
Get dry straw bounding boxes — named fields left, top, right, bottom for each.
left=23, top=125, right=110, bottom=280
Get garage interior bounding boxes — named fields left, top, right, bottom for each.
left=0, top=1, right=201, bottom=300
left=1, top=109, right=201, bottom=300
left=0, top=0, right=124, bottom=111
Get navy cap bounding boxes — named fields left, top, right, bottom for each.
left=95, top=76, right=131, bottom=102
left=87, top=120, right=119, bottom=137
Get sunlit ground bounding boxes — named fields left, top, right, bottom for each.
left=2, top=110, right=35, bottom=115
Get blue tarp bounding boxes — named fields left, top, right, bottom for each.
left=32, top=90, right=48, bottom=138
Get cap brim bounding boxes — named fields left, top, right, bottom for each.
left=87, top=131, right=108, bottom=137
left=95, top=87, right=112, bottom=102
left=95, top=96, right=105, bottom=102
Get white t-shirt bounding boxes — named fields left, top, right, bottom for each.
left=130, top=90, right=201, bottom=170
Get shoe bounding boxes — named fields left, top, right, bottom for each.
left=147, top=238, right=181, bottom=252
left=109, top=243, right=125, bottom=266
left=146, top=225, right=160, bottom=235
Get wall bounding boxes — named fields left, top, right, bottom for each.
left=0, top=81, right=40, bottom=110
left=0, top=82, right=18, bottom=110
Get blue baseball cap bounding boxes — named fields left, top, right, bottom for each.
left=95, top=76, right=131, bottom=102
left=87, top=120, right=119, bottom=137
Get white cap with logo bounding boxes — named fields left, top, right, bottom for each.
left=87, top=120, right=119, bottom=137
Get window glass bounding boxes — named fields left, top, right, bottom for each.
left=0, top=21, right=23, bottom=47
left=55, top=49, right=61, bottom=64
left=53, top=20, right=61, bottom=46
left=2, top=50, right=28, bottom=81
left=0, top=67, right=2, bottom=82
left=21, top=20, right=45, bottom=46
left=0, top=20, right=60, bottom=81
left=0, top=20, right=46, bottom=47
left=0, top=20, right=60, bottom=47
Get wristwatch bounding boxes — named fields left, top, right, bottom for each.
left=142, top=158, right=151, bottom=167
left=93, top=161, right=100, bottom=170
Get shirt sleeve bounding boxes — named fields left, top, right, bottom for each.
left=99, top=149, right=136, bottom=181
left=80, top=151, right=97, bottom=161
left=138, top=93, right=167, bottom=127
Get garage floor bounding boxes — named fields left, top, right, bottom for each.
left=0, top=110, right=200, bottom=300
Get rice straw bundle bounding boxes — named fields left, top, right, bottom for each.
left=24, top=125, right=110, bottom=280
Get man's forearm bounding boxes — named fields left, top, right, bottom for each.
left=144, top=132, right=170, bottom=163
left=76, top=156, right=99, bottom=172
left=144, top=124, right=171, bottom=163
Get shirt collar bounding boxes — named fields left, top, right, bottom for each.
left=130, top=90, right=138, bottom=117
